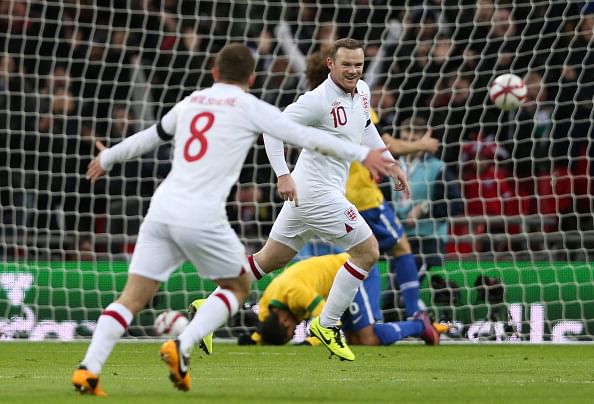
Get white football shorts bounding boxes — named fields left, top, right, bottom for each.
left=128, top=219, right=248, bottom=281
left=269, top=197, right=373, bottom=252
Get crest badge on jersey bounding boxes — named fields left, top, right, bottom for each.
left=344, top=207, right=358, bottom=222
left=360, top=94, right=369, bottom=111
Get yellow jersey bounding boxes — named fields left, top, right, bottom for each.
left=251, top=254, right=349, bottom=344
left=257, top=253, right=350, bottom=324
left=345, top=162, right=384, bottom=211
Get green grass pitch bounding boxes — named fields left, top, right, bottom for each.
left=1, top=342, right=593, bottom=403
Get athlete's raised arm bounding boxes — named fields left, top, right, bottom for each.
left=86, top=105, right=179, bottom=183
left=253, top=99, right=394, bottom=179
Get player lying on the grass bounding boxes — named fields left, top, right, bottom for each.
left=191, top=254, right=445, bottom=347
left=71, top=43, right=396, bottom=397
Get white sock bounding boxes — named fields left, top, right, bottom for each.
left=247, top=254, right=265, bottom=280
left=178, top=289, right=239, bottom=357
left=81, top=302, right=133, bottom=374
left=320, top=260, right=367, bottom=328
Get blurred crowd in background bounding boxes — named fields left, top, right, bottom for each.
left=1, top=0, right=593, bottom=262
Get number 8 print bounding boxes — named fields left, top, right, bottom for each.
left=183, top=112, right=215, bottom=162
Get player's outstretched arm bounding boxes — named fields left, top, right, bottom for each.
left=256, top=101, right=393, bottom=177
left=381, top=129, right=438, bottom=156
left=86, top=141, right=107, bottom=184
left=88, top=124, right=170, bottom=182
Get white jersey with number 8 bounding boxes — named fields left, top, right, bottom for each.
left=132, top=83, right=370, bottom=229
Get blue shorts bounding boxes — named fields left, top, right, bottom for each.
left=341, top=265, right=382, bottom=332
left=359, top=201, right=404, bottom=254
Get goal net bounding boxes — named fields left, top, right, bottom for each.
left=0, top=1, right=592, bottom=342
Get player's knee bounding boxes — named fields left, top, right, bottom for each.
left=364, top=243, right=380, bottom=266
left=393, top=235, right=412, bottom=256
left=116, top=275, right=160, bottom=314
left=348, top=236, right=380, bottom=269
left=350, top=247, right=379, bottom=269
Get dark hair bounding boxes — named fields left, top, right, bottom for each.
left=305, top=45, right=331, bottom=89
left=330, top=38, right=363, bottom=60
left=259, top=311, right=290, bottom=345
left=214, top=43, right=255, bottom=84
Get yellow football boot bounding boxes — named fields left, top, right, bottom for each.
left=309, top=317, right=355, bottom=361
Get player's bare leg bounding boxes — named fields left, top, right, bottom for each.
left=73, top=274, right=160, bottom=396
left=346, top=235, right=379, bottom=270
left=250, top=238, right=298, bottom=279
left=115, top=274, right=162, bottom=313
left=345, top=325, right=381, bottom=346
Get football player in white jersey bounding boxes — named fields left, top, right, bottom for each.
left=245, top=39, right=409, bottom=361
left=71, top=43, right=395, bottom=396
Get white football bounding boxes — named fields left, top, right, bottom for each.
left=154, top=310, right=189, bottom=337
left=489, top=73, right=527, bottom=111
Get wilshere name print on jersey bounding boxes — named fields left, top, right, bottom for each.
left=190, top=95, right=237, bottom=106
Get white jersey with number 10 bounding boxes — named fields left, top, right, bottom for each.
left=264, top=77, right=390, bottom=205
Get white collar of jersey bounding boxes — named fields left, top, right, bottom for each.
left=325, top=75, right=359, bottom=96
left=212, top=82, right=245, bottom=92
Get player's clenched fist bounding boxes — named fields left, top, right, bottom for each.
left=86, top=141, right=107, bottom=184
